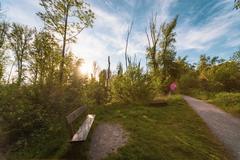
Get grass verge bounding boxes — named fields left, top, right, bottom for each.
left=63, top=95, right=230, bottom=160
left=190, top=91, right=240, bottom=118
left=208, top=92, right=240, bottom=118
left=6, top=95, right=231, bottom=159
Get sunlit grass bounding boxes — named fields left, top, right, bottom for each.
left=63, top=95, right=230, bottom=160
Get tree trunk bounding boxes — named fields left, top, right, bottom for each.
left=106, top=56, right=110, bottom=89
left=17, top=61, right=22, bottom=86
left=59, top=4, right=69, bottom=84
left=124, top=21, right=133, bottom=70
left=7, top=60, right=15, bottom=84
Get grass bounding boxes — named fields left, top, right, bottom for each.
left=61, top=95, right=230, bottom=160
left=190, top=91, right=240, bottom=118
left=208, top=92, right=240, bottom=118
left=5, top=95, right=231, bottom=159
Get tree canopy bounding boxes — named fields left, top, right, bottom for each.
left=37, top=0, right=95, bottom=83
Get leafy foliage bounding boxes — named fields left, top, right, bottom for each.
left=235, top=0, right=240, bottom=9
left=0, top=22, right=8, bottom=81
left=37, top=0, right=95, bottom=83
left=146, top=13, right=161, bottom=73
left=111, top=60, right=155, bottom=104
left=37, top=0, right=94, bottom=43
left=159, top=16, right=178, bottom=82
left=7, top=23, right=35, bottom=85
left=231, top=50, right=240, bottom=63
left=179, top=71, right=199, bottom=93
left=30, top=31, right=61, bottom=85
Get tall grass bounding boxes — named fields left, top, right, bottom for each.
left=212, top=92, right=240, bottom=117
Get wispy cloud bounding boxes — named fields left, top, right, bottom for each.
left=225, top=33, right=240, bottom=47
left=176, top=1, right=239, bottom=52
left=4, top=0, right=41, bottom=28
left=72, top=4, right=129, bottom=73
left=72, top=0, right=179, bottom=73
left=2, top=0, right=239, bottom=73
left=156, top=0, right=178, bottom=22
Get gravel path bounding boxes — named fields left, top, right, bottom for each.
left=89, top=123, right=128, bottom=160
left=183, top=96, right=240, bottom=160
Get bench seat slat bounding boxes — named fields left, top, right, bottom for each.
left=66, top=106, right=87, bottom=124
left=71, top=114, right=95, bottom=142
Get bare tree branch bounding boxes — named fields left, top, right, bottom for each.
left=124, top=20, right=134, bottom=69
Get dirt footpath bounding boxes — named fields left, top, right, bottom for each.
left=89, top=123, right=128, bottom=160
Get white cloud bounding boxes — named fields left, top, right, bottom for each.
left=225, top=33, right=240, bottom=47
left=3, top=0, right=178, bottom=74
left=123, top=0, right=137, bottom=8
left=72, top=3, right=149, bottom=73
left=71, top=0, right=177, bottom=74
left=71, top=5, right=129, bottom=73
left=176, top=1, right=239, bottom=52
left=157, top=0, right=178, bottom=23
left=8, top=0, right=235, bottom=74
left=5, top=0, right=41, bottom=28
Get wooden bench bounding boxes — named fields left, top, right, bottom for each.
left=66, top=106, right=95, bottom=142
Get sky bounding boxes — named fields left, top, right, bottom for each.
left=1, top=0, right=240, bottom=74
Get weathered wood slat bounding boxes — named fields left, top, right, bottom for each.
left=66, top=106, right=87, bottom=124
left=71, top=114, right=95, bottom=142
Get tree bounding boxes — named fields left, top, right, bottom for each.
left=179, top=71, right=199, bottom=93
left=231, top=50, right=240, bottom=64
left=37, top=0, right=95, bottom=83
left=197, top=54, right=224, bottom=80
left=99, top=69, right=107, bottom=86
left=206, top=62, right=240, bottom=91
left=0, top=22, right=8, bottom=49
left=145, top=13, right=160, bottom=73
left=106, top=56, right=111, bottom=89
left=30, top=31, right=61, bottom=85
left=111, top=59, right=155, bottom=104
left=8, top=23, right=35, bottom=85
left=0, top=4, right=9, bottom=82
left=70, top=57, right=83, bottom=83
left=235, top=0, right=240, bottom=9
left=124, top=21, right=133, bottom=69
left=159, top=16, right=178, bottom=83
left=175, top=56, right=190, bottom=75
left=0, top=22, right=8, bottom=81
left=198, top=54, right=210, bottom=73
left=92, top=61, right=100, bottom=79
left=116, top=62, right=123, bottom=76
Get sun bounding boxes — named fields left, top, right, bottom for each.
left=79, top=62, right=92, bottom=76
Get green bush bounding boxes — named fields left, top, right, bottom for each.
left=0, top=84, right=69, bottom=158
left=83, top=79, right=108, bottom=105
left=214, top=92, right=240, bottom=106
left=179, top=72, right=199, bottom=93
left=209, top=92, right=240, bottom=117
left=111, top=64, right=155, bottom=105
left=206, top=62, right=240, bottom=92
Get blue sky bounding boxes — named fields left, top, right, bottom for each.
left=1, top=0, right=240, bottom=74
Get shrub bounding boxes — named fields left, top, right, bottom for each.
left=0, top=84, right=68, bottom=158
left=206, top=62, right=240, bottom=92
left=83, top=79, right=108, bottom=105
left=111, top=63, right=155, bottom=105
left=214, top=92, right=240, bottom=106
left=179, top=72, right=199, bottom=93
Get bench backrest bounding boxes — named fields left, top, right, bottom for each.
left=66, top=106, right=87, bottom=124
